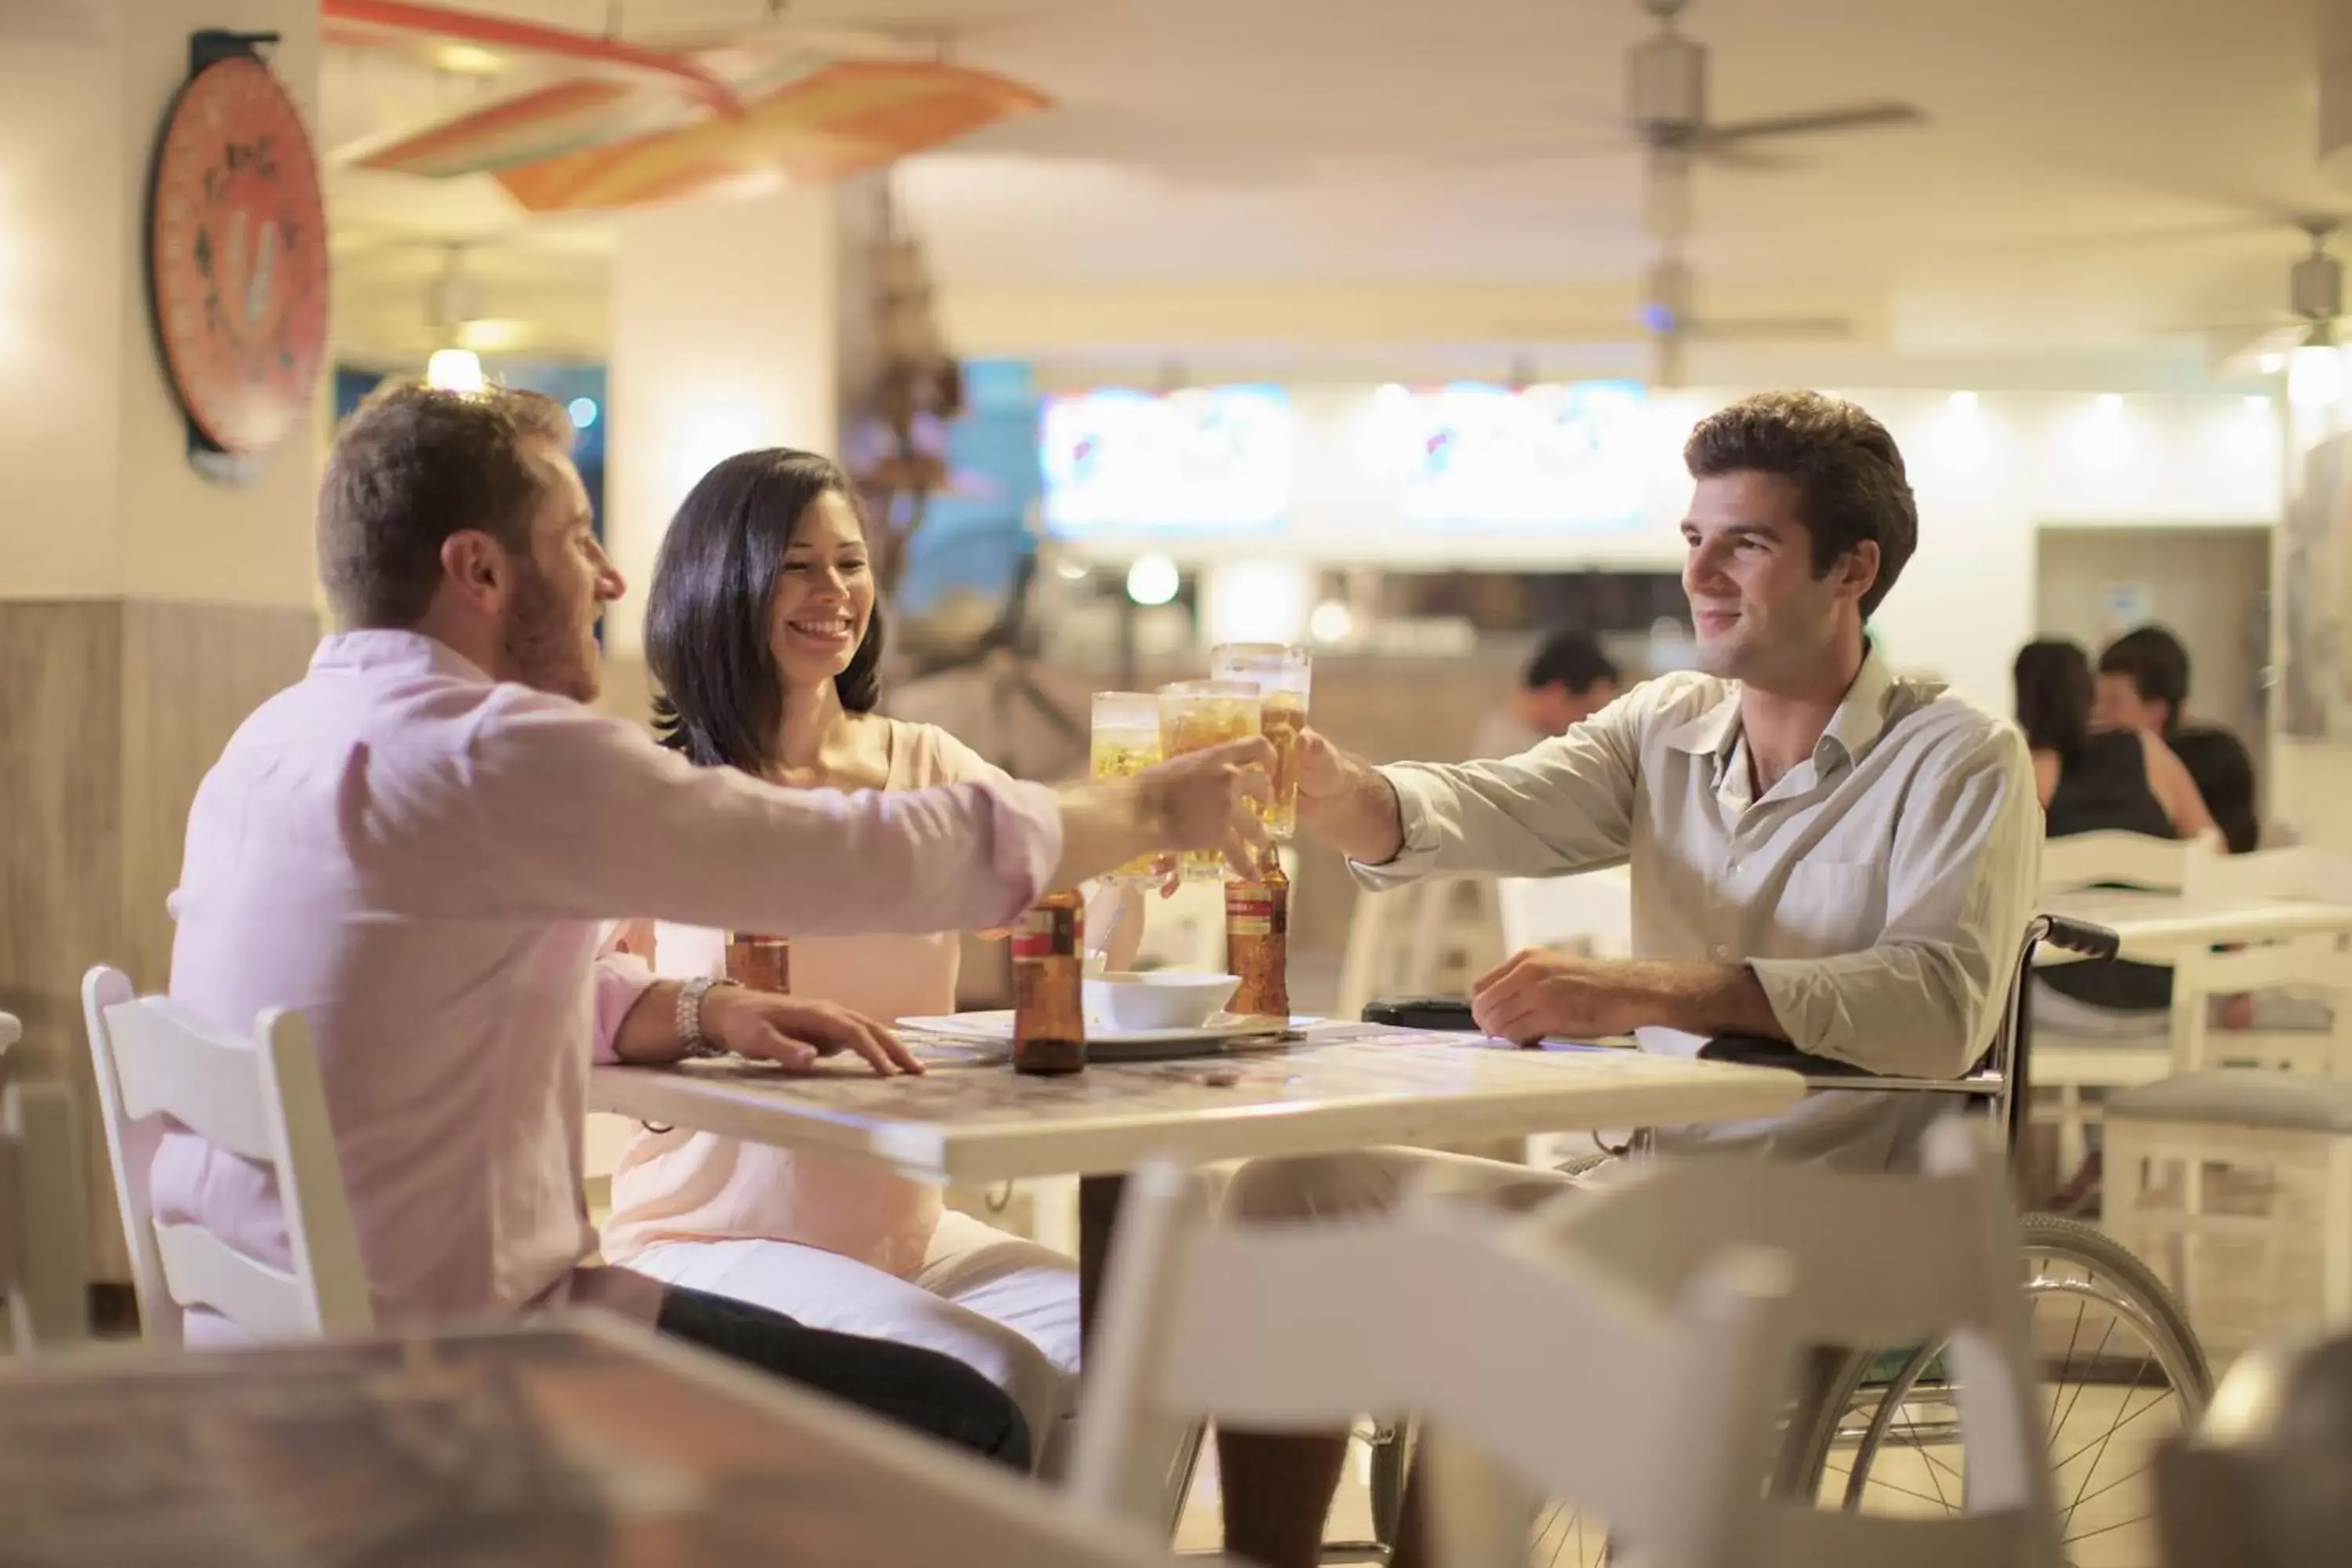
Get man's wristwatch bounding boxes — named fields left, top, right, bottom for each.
left=675, top=975, right=741, bottom=1059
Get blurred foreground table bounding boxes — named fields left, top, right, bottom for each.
left=0, top=1313, right=1196, bottom=1568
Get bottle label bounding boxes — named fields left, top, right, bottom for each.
left=1012, top=905, right=1079, bottom=962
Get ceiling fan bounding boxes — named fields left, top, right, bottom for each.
left=1498, top=249, right=1853, bottom=388
left=1458, top=0, right=1926, bottom=178
left=2165, top=216, right=2346, bottom=365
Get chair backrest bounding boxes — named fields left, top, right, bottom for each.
left=1070, top=1160, right=1793, bottom=1568
left=2039, top=829, right=2209, bottom=897
left=2183, top=843, right=2352, bottom=904
left=80, top=967, right=372, bottom=1344
left=1527, top=1116, right=2064, bottom=1568
left=0, top=1014, right=90, bottom=1350
left=2168, top=936, right=2352, bottom=1075
left=1336, top=877, right=1505, bottom=1021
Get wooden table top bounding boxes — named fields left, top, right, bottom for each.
left=590, top=1022, right=1806, bottom=1185
left=0, top=1313, right=1197, bottom=1568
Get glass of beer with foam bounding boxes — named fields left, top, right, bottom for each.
left=1157, top=679, right=1262, bottom=883
left=1091, top=691, right=1164, bottom=885
left=1209, top=644, right=1312, bottom=840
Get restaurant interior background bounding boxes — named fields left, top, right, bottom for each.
left=3, top=0, right=2350, bottom=1259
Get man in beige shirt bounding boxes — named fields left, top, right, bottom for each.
left=1218, top=390, right=2042, bottom=1568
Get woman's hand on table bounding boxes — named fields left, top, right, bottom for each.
left=700, top=989, right=925, bottom=1077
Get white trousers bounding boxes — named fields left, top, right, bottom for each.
left=630, top=1209, right=1083, bottom=1476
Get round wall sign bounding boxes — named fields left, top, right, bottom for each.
left=149, top=52, right=329, bottom=457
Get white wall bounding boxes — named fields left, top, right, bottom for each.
left=1055, top=384, right=2281, bottom=713
left=0, top=12, right=127, bottom=597
left=0, top=0, right=320, bottom=606
left=605, top=184, right=841, bottom=661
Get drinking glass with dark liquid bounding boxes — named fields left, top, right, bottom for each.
left=724, top=934, right=790, bottom=993
left=1012, top=888, right=1086, bottom=1074
left=1209, top=644, right=1311, bottom=842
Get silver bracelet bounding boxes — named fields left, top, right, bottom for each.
left=675, top=975, right=740, bottom=1059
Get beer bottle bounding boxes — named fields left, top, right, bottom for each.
left=1225, top=850, right=1290, bottom=1019
left=1013, top=888, right=1087, bottom=1074
left=724, top=934, right=790, bottom=994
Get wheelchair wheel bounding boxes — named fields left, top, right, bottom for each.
left=1777, top=1213, right=2212, bottom=1566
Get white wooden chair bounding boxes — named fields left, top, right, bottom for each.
left=1069, top=1159, right=1795, bottom=1568
left=82, top=967, right=372, bottom=1344
left=2041, top=829, right=2215, bottom=895
left=1528, top=1116, right=2063, bottom=1568
left=2183, top=843, right=2352, bottom=905
left=2104, top=939, right=2352, bottom=1359
left=1495, top=865, right=1634, bottom=961
left=2034, top=830, right=2218, bottom=1176
left=1334, top=875, right=1505, bottom=1023
left=0, top=1012, right=89, bottom=1349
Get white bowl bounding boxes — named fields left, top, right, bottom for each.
left=1083, top=971, right=1243, bottom=1033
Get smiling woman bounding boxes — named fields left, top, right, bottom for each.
left=647, top=448, right=889, bottom=770
left=615, top=446, right=1089, bottom=1475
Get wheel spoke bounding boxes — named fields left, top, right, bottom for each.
left=2045, top=1313, right=2121, bottom=1440
left=1851, top=1469, right=1975, bottom=1512
left=2059, top=1502, right=2165, bottom=1548
left=2043, top=1296, right=2093, bottom=1432
left=2060, top=1334, right=2158, bottom=1532
left=2048, top=1381, right=2180, bottom=1476
left=2058, top=1459, right=2159, bottom=1523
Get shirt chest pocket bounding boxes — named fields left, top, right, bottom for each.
left=1752, top=862, right=1885, bottom=956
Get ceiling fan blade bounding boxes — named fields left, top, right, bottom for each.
left=1435, top=134, right=1632, bottom=167
left=1694, top=101, right=1925, bottom=146
left=1688, top=141, right=1798, bottom=171
left=1488, top=318, right=1648, bottom=342
left=2164, top=319, right=2296, bottom=336
left=1684, top=316, right=1854, bottom=341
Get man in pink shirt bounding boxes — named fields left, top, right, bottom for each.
left=157, top=383, right=1269, bottom=1469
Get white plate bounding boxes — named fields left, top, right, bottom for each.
left=898, top=1012, right=1321, bottom=1062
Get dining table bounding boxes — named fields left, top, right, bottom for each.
left=2039, top=884, right=2352, bottom=963
left=0, top=1312, right=1202, bottom=1567
left=590, top=1019, right=1807, bottom=1338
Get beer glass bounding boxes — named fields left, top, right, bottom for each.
left=1209, top=643, right=1312, bottom=840
left=1090, top=692, right=1163, bottom=885
left=1157, top=680, right=1262, bottom=883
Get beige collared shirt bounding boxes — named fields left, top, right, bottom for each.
left=1358, top=648, right=2042, bottom=1168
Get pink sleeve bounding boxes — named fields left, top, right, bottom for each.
left=591, top=951, right=659, bottom=1065
left=420, top=689, right=1062, bottom=935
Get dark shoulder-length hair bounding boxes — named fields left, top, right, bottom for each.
left=647, top=448, right=885, bottom=773
left=2013, top=638, right=2092, bottom=762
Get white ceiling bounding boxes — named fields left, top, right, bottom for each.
left=324, top=0, right=2342, bottom=386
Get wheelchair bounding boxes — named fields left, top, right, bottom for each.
left=1356, top=913, right=2213, bottom=1568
